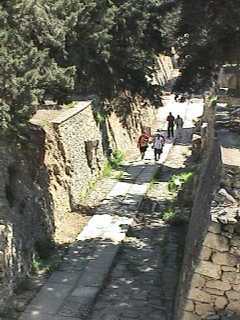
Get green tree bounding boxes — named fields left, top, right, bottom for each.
left=174, top=0, right=240, bottom=92
left=0, top=1, right=75, bottom=136
left=0, top=0, right=179, bottom=136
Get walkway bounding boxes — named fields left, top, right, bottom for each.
left=18, top=95, right=203, bottom=320
left=89, top=129, right=194, bottom=320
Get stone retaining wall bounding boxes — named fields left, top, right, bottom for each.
left=42, top=98, right=156, bottom=213
left=175, top=102, right=240, bottom=320
left=0, top=139, right=54, bottom=311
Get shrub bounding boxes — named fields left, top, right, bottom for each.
left=162, top=208, right=188, bottom=225
left=109, top=149, right=124, bottom=169
left=168, top=171, right=194, bottom=193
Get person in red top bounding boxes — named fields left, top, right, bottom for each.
left=137, top=131, right=150, bottom=159
left=167, top=112, right=175, bottom=138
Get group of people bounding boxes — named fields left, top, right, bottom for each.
left=137, top=130, right=165, bottom=161
left=166, top=112, right=184, bottom=138
left=137, top=113, right=184, bottom=161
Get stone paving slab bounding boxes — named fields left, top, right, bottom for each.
left=19, top=283, right=73, bottom=318
left=47, top=271, right=80, bottom=286
left=20, top=313, right=80, bottom=320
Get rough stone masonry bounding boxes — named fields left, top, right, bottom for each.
left=175, top=101, right=240, bottom=320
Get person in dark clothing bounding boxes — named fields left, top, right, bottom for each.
left=166, top=112, right=175, bottom=138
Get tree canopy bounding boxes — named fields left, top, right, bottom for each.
left=0, top=0, right=179, bottom=137
left=174, top=0, right=240, bottom=92
left=0, top=1, right=76, bottom=135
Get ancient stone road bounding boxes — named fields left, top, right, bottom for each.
left=89, top=132, right=193, bottom=320
left=15, top=95, right=203, bottom=320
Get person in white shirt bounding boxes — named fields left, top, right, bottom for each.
left=175, top=115, right=184, bottom=139
left=153, top=131, right=165, bottom=161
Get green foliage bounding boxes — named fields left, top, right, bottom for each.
left=64, top=0, right=179, bottom=96
left=109, top=149, right=124, bottom=169
left=79, top=176, right=98, bottom=201
left=0, top=0, right=179, bottom=137
left=94, top=111, right=107, bottom=125
left=0, top=1, right=75, bottom=137
left=102, top=161, right=113, bottom=177
left=162, top=208, right=177, bottom=223
left=32, top=240, right=62, bottom=274
left=162, top=207, right=188, bottom=225
left=174, top=0, right=240, bottom=92
left=114, top=170, right=124, bottom=181
left=102, top=149, right=124, bottom=177
left=168, top=171, right=193, bottom=193
left=32, top=255, right=60, bottom=274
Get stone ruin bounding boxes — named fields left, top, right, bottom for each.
left=175, top=99, right=240, bottom=320
left=183, top=167, right=240, bottom=319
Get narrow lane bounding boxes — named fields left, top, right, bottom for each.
left=89, top=129, right=194, bottom=320
left=88, top=97, right=204, bottom=320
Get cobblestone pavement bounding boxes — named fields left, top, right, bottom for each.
left=89, top=133, right=193, bottom=320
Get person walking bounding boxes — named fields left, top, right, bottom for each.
left=175, top=115, right=184, bottom=139
left=152, top=131, right=165, bottom=161
left=137, top=131, right=150, bottom=160
left=166, top=112, right=175, bottom=138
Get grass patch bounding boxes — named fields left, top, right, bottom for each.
left=79, top=176, right=99, bottom=201
left=94, top=111, right=107, bottom=124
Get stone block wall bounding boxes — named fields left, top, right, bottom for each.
left=178, top=168, right=240, bottom=320
left=51, top=101, right=105, bottom=210
left=175, top=101, right=240, bottom=320
left=42, top=98, right=156, bottom=214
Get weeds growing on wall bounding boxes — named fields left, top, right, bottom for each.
left=79, top=177, right=99, bottom=201
left=102, top=149, right=124, bottom=177
left=94, top=111, right=107, bottom=125
left=102, top=161, right=113, bottom=177
left=160, top=170, right=196, bottom=226
left=32, top=252, right=63, bottom=275
left=109, top=149, right=124, bottom=169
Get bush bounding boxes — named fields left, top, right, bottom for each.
left=168, top=171, right=194, bottom=193
left=162, top=208, right=188, bottom=225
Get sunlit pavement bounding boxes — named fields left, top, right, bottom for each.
left=155, top=94, right=204, bottom=132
